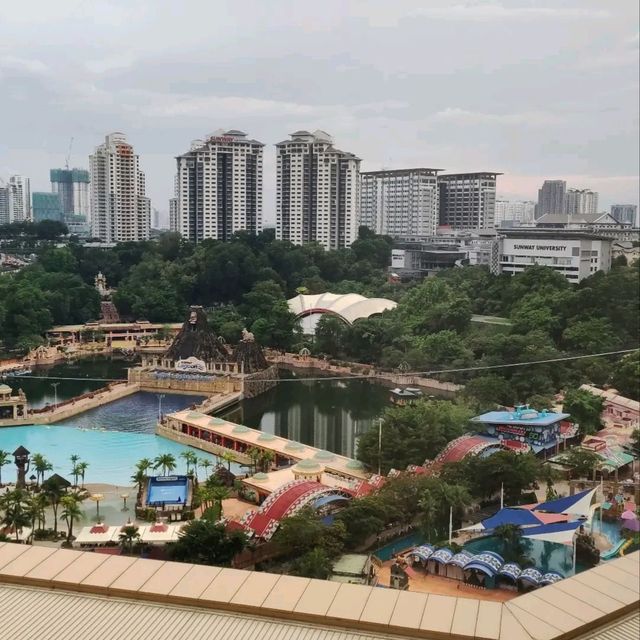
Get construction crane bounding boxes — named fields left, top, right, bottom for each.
left=65, top=136, right=74, bottom=170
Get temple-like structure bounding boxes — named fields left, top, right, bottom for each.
left=132, top=306, right=277, bottom=398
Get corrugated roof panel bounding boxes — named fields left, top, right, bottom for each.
left=0, top=585, right=417, bottom=640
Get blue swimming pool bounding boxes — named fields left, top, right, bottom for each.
left=147, top=476, right=188, bottom=506
left=373, top=531, right=426, bottom=562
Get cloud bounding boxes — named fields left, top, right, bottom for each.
left=413, top=3, right=609, bottom=21
left=430, top=107, right=562, bottom=127
left=0, top=55, right=48, bottom=74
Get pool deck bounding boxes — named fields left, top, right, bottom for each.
left=377, top=561, right=516, bottom=602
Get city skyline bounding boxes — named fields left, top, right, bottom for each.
left=0, top=0, right=637, bottom=223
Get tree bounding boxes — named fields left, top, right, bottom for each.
left=0, top=450, right=10, bottom=486
left=77, top=461, right=89, bottom=488
left=611, top=352, right=640, bottom=401
left=32, top=454, right=53, bottom=486
left=220, top=451, right=235, bottom=472
left=563, top=388, right=603, bottom=438
left=71, top=463, right=81, bottom=488
left=462, top=375, right=515, bottom=411
left=60, top=495, right=84, bottom=543
left=0, top=489, right=31, bottom=542
left=153, top=454, right=177, bottom=476
left=119, top=525, right=141, bottom=554
left=558, top=448, right=601, bottom=479
left=631, top=429, right=640, bottom=459
left=291, top=548, right=333, bottom=580
left=41, top=475, right=68, bottom=535
left=494, top=524, right=531, bottom=565
left=167, top=519, right=247, bottom=566
left=357, top=400, right=473, bottom=473
left=181, top=451, right=198, bottom=475
left=200, top=458, right=213, bottom=479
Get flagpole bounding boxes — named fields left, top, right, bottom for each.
left=572, top=532, right=577, bottom=575
left=500, top=483, right=504, bottom=510
left=448, top=506, right=453, bottom=545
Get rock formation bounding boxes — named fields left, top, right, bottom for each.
left=165, top=306, right=229, bottom=363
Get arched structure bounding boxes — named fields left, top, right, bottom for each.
left=239, top=480, right=351, bottom=540
left=288, top=293, right=397, bottom=335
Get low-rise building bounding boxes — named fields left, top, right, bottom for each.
left=498, top=229, right=612, bottom=283
left=330, top=554, right=376, bottom=585
left=535, top=212, right=637, bottom=242
left=580, top=384, right=639, bottom=429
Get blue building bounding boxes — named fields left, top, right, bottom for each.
left=32, top=192, right=63, bottom=222
left=471, top=405, right=572, bottom=455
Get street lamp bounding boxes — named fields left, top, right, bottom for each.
left=51, top=382, right=60, bottom=406
left=377, top=417, right=383, bottom=476
left=156, top=394, right=165, bottom=421
left=90, top=493, right=104, bottom=522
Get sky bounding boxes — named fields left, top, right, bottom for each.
left=0, top=0, right=638, bottom=224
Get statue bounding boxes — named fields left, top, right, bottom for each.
left=241, top=328, right=255, bottom=342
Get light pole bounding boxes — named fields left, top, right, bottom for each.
left=90, top=493, right=104, bottom=523
left=51, top=382, right=60, bottom=406
left=377, top=417, right=383, bottom=476
left=156, top=394, right=165, bottom=421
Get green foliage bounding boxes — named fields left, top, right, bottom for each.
left=290, top=548, right=333, bottom=579
left=558, top=448, right=601, bottom=479
left=167, top=519, right=247, bottom=566
left=563, top=388, right=603, bottom=437
left=494, top=524, right=532, bottom=565
left=356, top=399, right=473, bottom=473
left=274, top=507, right=346, bottom=558
left=611, top=352, right=640, bottom=401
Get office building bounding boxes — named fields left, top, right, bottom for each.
left=611, top=204, right=638, bottom=227
left=360, top=168, right=441, bottom=237
left=176, top=129, right=263, bottom=242
left=536, top=180, right=566, bottom=218
left=32, top=192, right=63, bottom=222
left=89, top=132, right=150, bottom=242
left=438, top=172, right=499, bottom=230
left=499, top=229, right=612, bottom=283
left=535, top=212, right=637, bottom=242
left=565, top=188, right=598, bottom=216
left=50, top=168, right=90, bottom=217
left=7, top=175, right=31, bottom=222
left=494, top=200, right=535, bottom=227
left=276, top=130, right=360, bottom=250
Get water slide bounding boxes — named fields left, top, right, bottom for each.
left=618, top=539, right=634, bottom=556
left=601, top=539, right=628, bottom=560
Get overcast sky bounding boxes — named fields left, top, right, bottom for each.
left=1, top=0, right=638, bottom=223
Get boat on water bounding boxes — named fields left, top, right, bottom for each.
left=3, top=367, right=32, bottom=377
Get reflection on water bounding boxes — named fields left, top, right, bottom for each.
left=3, top=357, right=133, bottom=408
left=223, top=370, right=390, bottom=457
left=4, top=359, right=392, bottom=458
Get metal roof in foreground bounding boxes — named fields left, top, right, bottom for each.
left=0, top=543, right=637, bottom=640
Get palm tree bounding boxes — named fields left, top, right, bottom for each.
left=418, top=490, right=436, bottom=543
left=0, top=490, right=31, bottom=542
left=70, top=454, right=80, bottom=467
left=41, top=477, right=64, bottom=535
left=71, top=463, right=81, bottom=487
left=258, top=450, right=275, bottom=473
left=60, top=495, right=84, bottom=543
left=200, top=458, right=212, bottom=480
left=180, top=451, right=198, bottom=475
left=28, top=493, right=48, bottom=532
left=0, top=450, right=10, bottom=487
left=136, top=458, right=153, bottom=475
left=32, top=453, right=53, bottom=486
left=77, top=462, right=89, bottom=488
left=246, top=447, right=261, bottom=474
left=154, top=454, right=177, bottom=476
left=494, top=524, right=529, bottom=564
left=220, top=451, right=235, bottom=472
left=119, top=525, right=141, bottom=555
left=209, top=485, right=230, bottom=521
left=131, top=469, right=146, bottom=504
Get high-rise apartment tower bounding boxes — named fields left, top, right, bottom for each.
left=50, top=168, right=90, bottom=217
left=438, top=172, right=499, bottom=230
left=360, top=168, right=441, bottom=237
left=176, top=129, right=263, bottom=242
left=276, top=130, right=360, bottom=250
left=89, top=133, right=150, bottom=242
left=536, top=180, right=566, bottom=218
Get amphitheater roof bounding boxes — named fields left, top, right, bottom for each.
left=287, top=293, right=397, bottom=325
